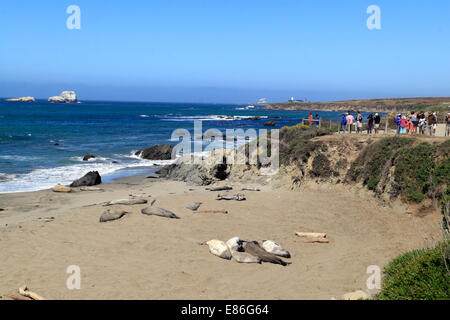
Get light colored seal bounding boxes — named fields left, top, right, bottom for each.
left=226, top=237, right=243, bottom=252
left=262, top=240, right=291, bottom=258
left=232, top=251, right=261, bottom=264
left=99, top=209, right=127, bottom=223
left=141, top=199, right=180, bottom=219
left=103, top=198, right=147, bottom=206
left=205, top=240, right=232, bottom=260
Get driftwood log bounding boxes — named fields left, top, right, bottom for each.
left=295, top=232, right=329, bottom=243
left=2, top=294, right=30, bottom=300
left=18, top=286, right=46, bottom=300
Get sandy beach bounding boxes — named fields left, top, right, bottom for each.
left=0, top=174, right=441, bottom=300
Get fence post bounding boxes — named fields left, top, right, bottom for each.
left=385, top=118, right=388, bottom=134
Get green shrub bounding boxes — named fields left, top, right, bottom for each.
left=347, top=137, right=413, bottom=191
left=377, top=243, right=450, bottom=300
left=279, top=125, right=330, bottom=167
left=311, top=153, right=333, bottom=178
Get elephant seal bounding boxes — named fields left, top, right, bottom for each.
left=226, top=237, right=260, bottom=264
left=186, top=202, right=202, bottom=211
left=243, top=241, right=290, bottom=266
left=103, top=198, right=147, bottom=206
left=204, top=240, right=232, bottom=260
left=232, top=251, right=261, bottom=264
left=141, top=200, right=179, bottom=219
left=99, top=209, right=127, bottom=223
left=262, top=240, right=291, bottom=258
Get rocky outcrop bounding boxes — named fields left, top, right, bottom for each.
left=70, top=171, right=101, bottom=187
left=4, top=96, right=35, bottom=102
left=48, top=91, right=77, bottom=103
left=135, top=144, right=174, bottom=160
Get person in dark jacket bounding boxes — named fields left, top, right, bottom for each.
left=395, top=114, right=401, bottom=134
left=367, top=114, right=374, bottom=134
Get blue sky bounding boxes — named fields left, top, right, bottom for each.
left=1, top=0, right=449, bottom=103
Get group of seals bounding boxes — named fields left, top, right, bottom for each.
left=203, top=237, right=291, bottom=266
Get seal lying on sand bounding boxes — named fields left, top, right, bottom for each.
left=99, top=209, right=127, bottom=223
left=243, top=241, right=290, bottom=266
left=103, top=198, right=147, bottom=206
left=203, top=240, right=232, bottom=260
left=262, top=240, right=291, bottom=258
left=226, top=237, right=261, bottom=264
left=232, top=251, right=261, bottom=264
left=141, top=200, right=180, bottom=219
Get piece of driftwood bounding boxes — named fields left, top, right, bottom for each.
left=243, top=241, right=290, bottom=266
left=206, top=186, right=233, bottom=191
left=295, top=232, right=327, bottom=238
left=295, top=232, right=329, bottom=243
left=2, top=294, right=30, bottom=300
left=18, top=286, right=46, bottom=300
left=194, top=210, right=228, bottom=214
left=216, top=194, right=246, bottom=201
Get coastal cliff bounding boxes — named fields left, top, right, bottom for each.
left=266, top=97, right=450, bottom=113
left=158, top=126, right=449, bottom=215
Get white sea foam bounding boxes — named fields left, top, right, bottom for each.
left=0, top=155, right=176, bottom=194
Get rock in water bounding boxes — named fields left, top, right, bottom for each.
left=48, top=91, right=77, bottom=103
left=141, top=206, right=180, bottom=219
left=83, top=154, right=96, bottom=161
left=206, top=240, right=232, bottom=260
left=264, top=120, right=276, bottom=127
left=4, top=96, right=35, bottom=102
left=70, top=171, right=102, bottom=187
left=99, top=209, right=127, bottom=223
left=243, top=241, right=289, bottom=266
left=262, top=240, right=291, bottom=258
left=134, top=144, right=174, bottom=160
left=103, top=198, right=147, bottom=206
left=186, top=202, right=202, bottom=211
left=52, top=184, right=72, bottom=193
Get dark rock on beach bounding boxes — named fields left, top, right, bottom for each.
left=83, top=154, right=96, bottom=161
left=135, top=144, right=174, bottom=160
left=70, top=171, right=102, bottom=187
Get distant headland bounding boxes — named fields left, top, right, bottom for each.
left=266, top=97, right=450, bottom=113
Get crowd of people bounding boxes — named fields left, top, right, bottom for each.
left=336, top=110, right=450, bottom=136
left=394, top=111, right=444, bottom=136
left=340, top=111, right=381, bottom=134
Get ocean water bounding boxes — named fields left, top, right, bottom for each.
left=0, top=100, right=354, bottom=193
